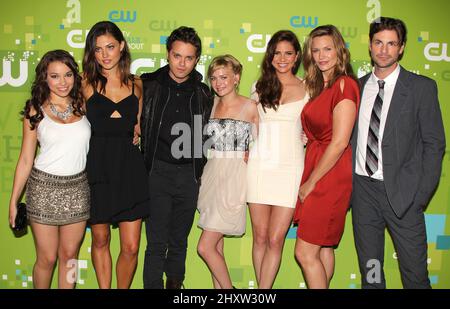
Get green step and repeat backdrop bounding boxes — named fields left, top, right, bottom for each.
left=0, top=0, right=449, bottom=289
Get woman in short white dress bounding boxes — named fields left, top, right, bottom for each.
left=246, top=30, right=308, bottom=288
left=197, top=55, right=258, bottom=289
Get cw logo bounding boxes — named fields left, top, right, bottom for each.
left=290, top=16, right=318, bottom=29
left=246, top=34, right=271, bottom=53
left=66, top=29, right=89, bottom=49
left=0, top=59, right=28, bottom=87
left=424, top=42, right=450, bottom=62
left=109, top=10, right=137, bottom=23
left=149, top=20, right=178, bottom=31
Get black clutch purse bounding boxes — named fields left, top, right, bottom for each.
left=13, top=202, right=27, bottom=231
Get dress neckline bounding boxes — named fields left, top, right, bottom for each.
left=279, top=93, right=310, bottom=106
left=93, top=92, right=137, bottom=105
left=209, top=118, right=251, bottom=125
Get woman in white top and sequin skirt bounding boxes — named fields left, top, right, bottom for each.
left=197, top=55, right=258, bottom=289
left=8, top=50, right=90, bottom=289
left=246, top=30, right=308, bottom=289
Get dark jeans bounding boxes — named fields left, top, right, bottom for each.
left=352, top=174, right=431, bottom=289
left=143, top=160, right=199, bottom=289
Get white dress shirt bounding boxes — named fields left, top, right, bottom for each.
left=355, top=64, right=401, bottom=180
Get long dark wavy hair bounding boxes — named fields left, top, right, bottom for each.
left=303, top=25, right=357, bottom=100
left=22, top=49, right=84, bottom=130
left=82, top=21, right=131, bottom=94
left=255, top=30, right=301, bottom=111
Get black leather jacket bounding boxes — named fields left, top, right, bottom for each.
left=140, top=65, right=213, bottom=182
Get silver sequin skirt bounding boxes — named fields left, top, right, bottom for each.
left=26, top=167, right=90, bottom=225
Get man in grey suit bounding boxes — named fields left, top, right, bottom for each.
left=351, top=17, right=446, bottom=289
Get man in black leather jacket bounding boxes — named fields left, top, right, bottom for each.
left=140, top=26, right=213, bottom=289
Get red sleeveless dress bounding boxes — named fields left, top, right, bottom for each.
left=293, top=76, right=360, bottom=246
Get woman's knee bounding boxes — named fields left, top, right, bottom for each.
left=92, top=232, right=110, bottom=249
left=197, top=241, right=210, bottom=259
left=253, top=228, right=269, bottom=247
left=267, top=234, right=286, bottom=251
left=58, top=244, right=80, bottom=263
left=36, top=253, right=57, bottom=269
left=295, top=243, right=319, bottom=267
left=121, top=240, right=139, bottom=257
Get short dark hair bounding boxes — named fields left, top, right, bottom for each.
left=369, top=17, right=407, bottom=46
left=166, top=26, right=202, bottom=59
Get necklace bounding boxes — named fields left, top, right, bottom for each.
left=48, top=100, right=73, bottom=121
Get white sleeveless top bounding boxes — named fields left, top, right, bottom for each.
left=34, top=111, right=91, bottom=176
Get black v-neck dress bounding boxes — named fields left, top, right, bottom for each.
left=86, top=83, right=149, bottom=224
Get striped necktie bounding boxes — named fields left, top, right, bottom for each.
left=365, top=79, right=385, bottom=176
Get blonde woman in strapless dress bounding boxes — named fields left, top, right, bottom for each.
left=246, top=30, right=308, bottom=289
left=196, top=55, right=258, bottom=289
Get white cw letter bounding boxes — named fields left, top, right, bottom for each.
left=0, top=59, right=28, bottom=87
left=131, top=58, right=155, bottom=74
left=246, top=34, right=271, bottom=53
left=424, top=43, right=450, bottom=62
left=66, top=29, right=88, bottom=49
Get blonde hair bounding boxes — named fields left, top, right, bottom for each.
left=303, top=25, right=356, bottom=100
left=207, top=54, right=243, bottom=82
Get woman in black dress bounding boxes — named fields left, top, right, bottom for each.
left=82, top=21, right=149, bottom=289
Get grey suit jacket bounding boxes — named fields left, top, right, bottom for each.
left=351, top=66, right=446, bottom=218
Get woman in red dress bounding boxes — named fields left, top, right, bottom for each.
left=293, top=25, right=360, bottom=288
